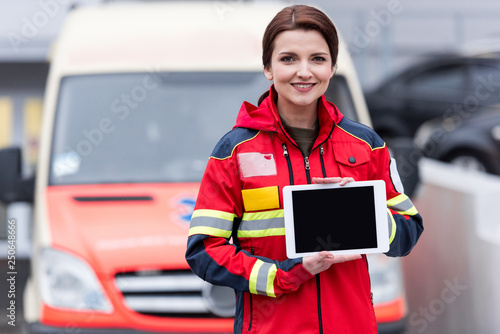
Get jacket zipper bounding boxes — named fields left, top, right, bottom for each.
left=282, top=143, right=294, bottom=185
left=316, top=275, right=324, bottom=334
left=317, top=146, right=326, bottom=334
left=280, top=124, right=334, bottom=334
left=319, top=144, right=327, bottom=178
left=363, top=254, right=374, bottom=305
left=304, top=156, right=311, bottom=184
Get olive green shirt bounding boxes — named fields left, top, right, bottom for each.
left=281, top=117, right=319, bottom=156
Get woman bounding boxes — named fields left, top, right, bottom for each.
left=186, top=5, right=423, bottom=333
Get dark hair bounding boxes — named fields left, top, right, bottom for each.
left=258, top=5, right=339, bottom=105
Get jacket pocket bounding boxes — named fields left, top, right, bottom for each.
left=334, top=146, right=370, bottom=180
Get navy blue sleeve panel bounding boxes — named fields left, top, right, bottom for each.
left=186, top=234, right=251, bottom=291
left=186, top=232, right=315, bottom=299
left=211, top=127, right=260, bottom=159
left=336, top=117, right=385, bottom=150
left=385, top=212, right=424, bottom=257
left=253, top=255, right=303, bottom=271
left=186, top=233, right=307, bottom=290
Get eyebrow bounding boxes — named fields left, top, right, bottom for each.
left=278, top=51, right=330, bottom=56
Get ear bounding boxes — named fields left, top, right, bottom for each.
left=329, top=65, right=336, bottom=79
left=264, top=67, right=274, bottom=81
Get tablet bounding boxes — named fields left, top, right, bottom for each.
left=283, top=180, right=389, bottom=258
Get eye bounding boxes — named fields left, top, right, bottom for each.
left=313, top=56, right=327, bottom=62
left=280, top=56, right=294, bottom=63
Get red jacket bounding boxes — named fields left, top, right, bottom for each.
left=186, top=87, right=423, bottom=333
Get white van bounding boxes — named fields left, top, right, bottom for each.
left=0, top=2, right=407, bottom=333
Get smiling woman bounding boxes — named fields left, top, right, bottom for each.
left=186, top=4, right=423, bottom=334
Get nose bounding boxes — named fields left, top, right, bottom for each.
left=297, top=61, right=312, bottom=79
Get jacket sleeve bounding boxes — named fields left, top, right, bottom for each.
left=185, top=140, right=313, bottom=298
left=370, top=144, right=424, bottom=257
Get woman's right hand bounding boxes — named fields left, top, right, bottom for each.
left=302, top=251, right=362, bottom=275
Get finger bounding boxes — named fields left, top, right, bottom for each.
left=332, top=254, right=362, bottom=264
left=339, top=177, right=355, bottom=186
left=312, top=177, right=342, bottom=184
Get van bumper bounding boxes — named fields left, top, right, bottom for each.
left=28, top=323, right=230, bottom=334
left=377, top=318, right=407, bottom=334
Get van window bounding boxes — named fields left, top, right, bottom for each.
left=324, top=75, right=358, bottom=121
left=49, top=72, right=359, bottom=185
left=50, top=72, right=269, bottom=185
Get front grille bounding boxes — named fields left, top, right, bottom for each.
left=115, top=270, right=219, bottom=318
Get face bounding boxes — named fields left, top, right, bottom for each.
left=264, top=29, right=335, bottom=115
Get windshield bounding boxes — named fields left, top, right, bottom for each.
left=50, top=72, right=358, bottom=185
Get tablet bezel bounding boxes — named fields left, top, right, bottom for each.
left=283, top=180, right=389, bottom=258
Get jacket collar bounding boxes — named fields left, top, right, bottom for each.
left=234, top=85, right=344, bottom=143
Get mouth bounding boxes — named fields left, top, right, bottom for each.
left=291, top=83, right=316, bottom=89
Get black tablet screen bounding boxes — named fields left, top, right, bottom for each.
left=291, top=186, right=378, bottom=252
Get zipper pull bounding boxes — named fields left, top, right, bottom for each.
left=304, top=156, right=310, bottom=170
left=320, top=145, right=325, bottom=156
left=282, top=143, right=289, bottom=157
left=251, top=246, right=255, bottom=255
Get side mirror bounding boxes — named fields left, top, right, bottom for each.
left=386, top=137, right=422, bottom=198
left=0, top=147, right=35, bottom=203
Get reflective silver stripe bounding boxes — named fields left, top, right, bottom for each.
left=190, top=216, right=233, bottom=231
left=256, top=262, right=273, bottom=295
left=239, top=217, right=284, bottom=231
left=390, top=158, right=405, bottom=193
left=388, top=197, right=414, bottom=212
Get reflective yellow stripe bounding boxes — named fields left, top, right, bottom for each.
left=192, top=209, right=236, bottom=221
left=238, top=228, right=285, bottom=238
left=243, top=209, right=284, bottom=221
left=188, top=209, right=236, bottom=237
left=398, top=206, right=418, bottom=216
left=0, top=97, right=13, bottom=148
left=387, top=193, right=408, bottom=207
left=249, top=260, right=277, bottom=297
left=388, top=209, right=397, bottom=244
left=188, top=226, right=232, bottom=238
left=387, top=194, right=418, bottom=216
left=266, top=265, right=277, bottom=298
left=249, top=260, right=263, bottom=294
left=238, top=209, right=285, bottom=238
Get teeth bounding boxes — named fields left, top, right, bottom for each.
left=293, top=84, right=314, bottom=88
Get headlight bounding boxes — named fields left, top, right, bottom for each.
left=367, top=254, right=405, bottom=304
left=38, top=247, right=113, bottom=312
left=201, top=281, right=236, bottom=317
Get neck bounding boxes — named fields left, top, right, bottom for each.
left=277, top=99, right=318, bottom=129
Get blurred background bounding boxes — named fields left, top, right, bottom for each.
left=1, top=0, right=500, bottom=333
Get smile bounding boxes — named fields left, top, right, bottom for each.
left=292, top=83, right=315, bottom=88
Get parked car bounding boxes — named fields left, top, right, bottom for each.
left=414, top=106, right=500, bottom=174
left=365, top=54, right=500, bottom=139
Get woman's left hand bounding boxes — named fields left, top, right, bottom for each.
left=312, top=176, right=355, bottom=186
